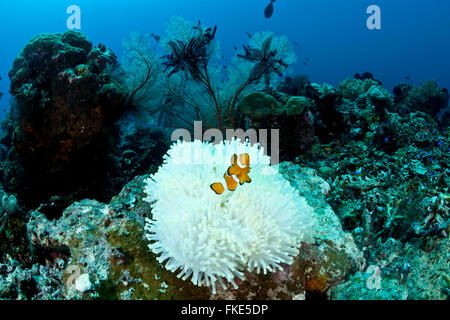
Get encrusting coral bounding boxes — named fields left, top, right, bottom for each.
left=143, top=139, right=314, bottom=294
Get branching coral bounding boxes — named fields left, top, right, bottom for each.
left=143, top=139, right=314, bottom=294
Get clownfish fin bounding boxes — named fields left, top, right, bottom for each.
left=230, top=154, right=238, bottom=166
left=240, top=166, right=250, bottom=175
left=228, top=183, right=238, bottom=191
left=210, top=182, right=225, bottom=195
left=238, top=173, right=252, bottom=185
left=239, top=153, right=250, bottom=167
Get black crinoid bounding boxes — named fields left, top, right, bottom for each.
left=238, top=37, right=288, bottom=87
left=163, top=25, right=217, bottom=82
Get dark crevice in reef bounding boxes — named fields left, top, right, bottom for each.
left=32, top=245, right=72, bottom=267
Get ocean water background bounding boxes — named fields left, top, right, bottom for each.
left=0, top=0, right=449, bottom=120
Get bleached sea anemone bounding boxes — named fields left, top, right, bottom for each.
left=143, top=138, right=314, bottom=294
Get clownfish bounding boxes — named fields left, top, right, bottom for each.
left=210, top=153, right=251, bottom=195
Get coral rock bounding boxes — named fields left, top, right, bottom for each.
left=6, top=31, right=128, bottom=207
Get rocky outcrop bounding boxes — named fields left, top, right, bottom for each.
left=7, top=31, right=127, bottom=207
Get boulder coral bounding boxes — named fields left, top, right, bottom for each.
left=239, top=91, right=316, bottom=159
left=239, top=91, right=314, bottom=120
left=337, top=78, right=381, bottom=101
left=7, top=31, right=128, bottom=207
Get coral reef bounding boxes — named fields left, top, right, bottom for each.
left=0, top=18, right=448, bottom=302
left=330, top=237, right=449, bottom=300
left=404, top=80, right=448, bottom=116
left=297, top=80, right=449, bottom=243
left=5, top=31, right=128, bottom=207
left=393, top=79, right=449, bottom=128
left=0, top=254, right=64, bottom=299
left=109, top=17, right=298, bottom=138
left=293, top=77, right=449, bottom=300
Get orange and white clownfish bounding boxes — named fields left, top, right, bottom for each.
left=210, top=153, right=251, bottom=195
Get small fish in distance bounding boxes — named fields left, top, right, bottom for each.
left=264, top=0, right=276, bottom=19
left=150, top=33, right=160, bottom=42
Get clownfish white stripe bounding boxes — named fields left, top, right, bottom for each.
left=237, top=158, right=247, bottom=169
left=231, top=174, right=240, bottom=183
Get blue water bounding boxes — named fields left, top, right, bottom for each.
left=1, top=0, right=449, bottom=119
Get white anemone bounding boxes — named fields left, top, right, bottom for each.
left=143, top=138, right=314, bottom=294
